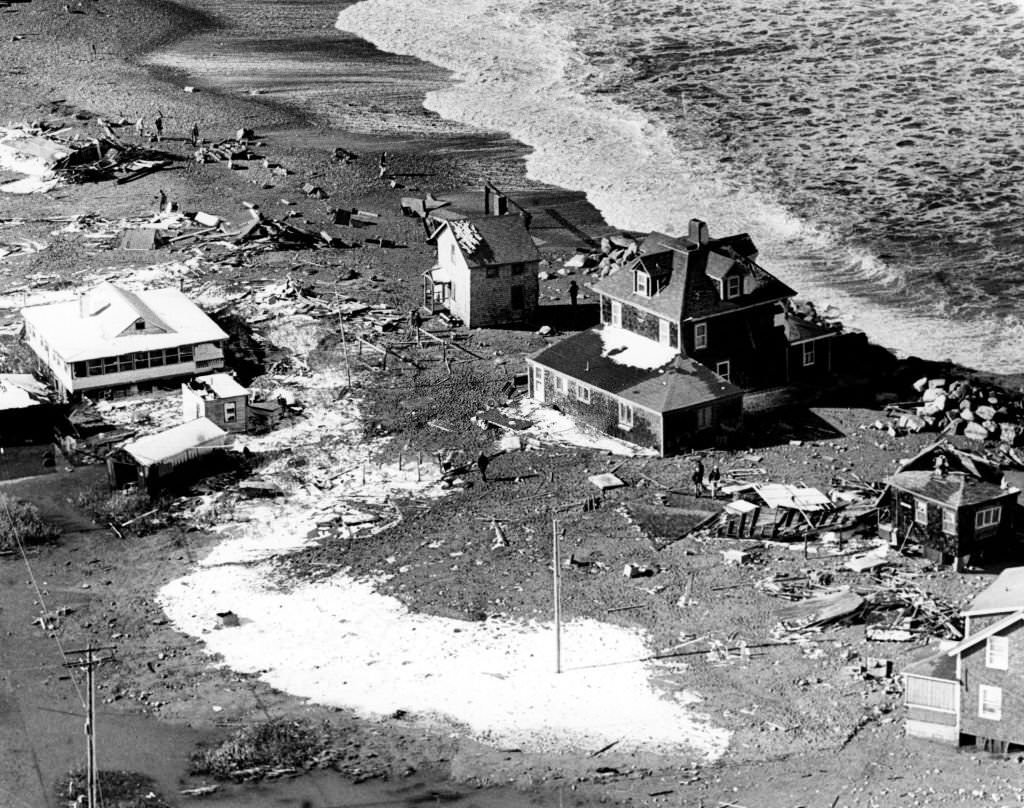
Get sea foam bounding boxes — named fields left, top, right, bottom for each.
left=336, top=0, right=1024, bottom=374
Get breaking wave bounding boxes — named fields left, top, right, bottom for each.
left=336, top=0, right=1024, bottom=374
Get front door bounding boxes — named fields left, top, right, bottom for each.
left=611, top=300, right=622, bottom=328
left=659, top=318, right=671, bottom=346
left=532, top=364, right=545, bottom=401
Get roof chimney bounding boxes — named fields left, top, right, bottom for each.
left=688, top=219, right=709, bottom=246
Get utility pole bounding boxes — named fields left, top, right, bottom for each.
left=552, top=518, right=562, bottom=674
left=334, top=291, right=353, bottom=388
left=64, top=644, right=114, bottom=808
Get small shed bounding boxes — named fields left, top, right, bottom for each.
left=107, top=417, right=230, bottom=492
left=182, top=373, right=249, bottom=433
left=877, top=470, right=1020, bottom=568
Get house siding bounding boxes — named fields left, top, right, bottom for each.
left=683, top=305, right=788, bottom=390
left=662, top=396, right=743, bottom=456
left=528, top=365, right=661, bottom=453
left=183, top=389, right=248, bottom=434
left=466, top=262, right=539, bottom=328
left=959, top=625, right=1024, bottom=745
left=786, top=338, right=833, bottom=383
left=885, top=488, right=1016, bottom=565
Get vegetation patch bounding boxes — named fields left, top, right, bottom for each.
left=56, top=769, right=171, bottom=808
left=74, top=487, right=167, bottom=534
left=190, top=718, right=335, bottom=779
left=0, top=493, right=60, bottom=550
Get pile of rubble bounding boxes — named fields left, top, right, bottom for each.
left=762, top=555, right=963, bottom=642
left=0, top=122, right=172, bottom=191
left=873, top=375, right=1024, bottom=460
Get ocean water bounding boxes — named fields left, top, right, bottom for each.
left=335, top=0, right=1024, bottom=375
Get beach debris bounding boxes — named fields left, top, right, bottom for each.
left=589, top=472, right=625, bottom=491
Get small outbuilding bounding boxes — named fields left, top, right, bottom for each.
left=182, top=373, right=249, bottom=433
left=106, top=417, right=230, bottom=493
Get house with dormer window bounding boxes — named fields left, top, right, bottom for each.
left=902, top=567, right=1024, bottom=751
left=21, top=282, right=228, bottom=400
left=526, top=218, right=837, bottom=455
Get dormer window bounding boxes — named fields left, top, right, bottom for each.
left=633, top=270, right=651, bottom=297
left=134, top=319, right=146, bottom=330
left=725, top=275, right=741, bottom=300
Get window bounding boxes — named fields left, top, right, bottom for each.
left=510, top=285, right=525, bottom=310
left=715, top=360, right=731, bottom=382
left=725, top=275, right=741, bottom=299
left=223, top=401, right=237, bottom=423
left=576, top=384, right=591, bottom=404
left=486, top=266, right=500, bottom=279
left=555, top=374, right=566, bottom=394
left=511, top=263, right=524, bottom=276
left=103, top=357, right=118, bottom=374
left=696, top=406, right=712, bottom=429
left=633, top=271, right=650, bottom=297
left=802, top=341, right=816, bottom=367
left=149, top=350, right=165, bottom=367
left=976, top=506, right=1002, bottom=530
left=134, top=319, right=146, bottom=331
left=979, top=684, right=1003, bottom=720
left=74, top=361, right=87, bottom=378
left=610, top=300, right=622, bottom=328
left=914, top=499, right=928, bottom=526
left=618, top=401, right=634, bottom=429
left=986, top=635, right=1009, bottom=670
left=658, top=319, right=671, bottom=346
left=942, top=508, right=956, bottom=535
left=180, top=346, right=194, bottom=362
left=87, top=359, right=103, bottom=376
left=694, top=322, right=708, bottom=350
left=117, top=355, right=133, bottom=372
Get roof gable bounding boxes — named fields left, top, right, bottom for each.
left=964, top=567, right=1024, bottom=615
left=884, top=470, right=1012, bottom=508
left=947, top=609, right=1024, bottom=657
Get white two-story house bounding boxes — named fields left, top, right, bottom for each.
left=22, top=282, right=228, bottom=400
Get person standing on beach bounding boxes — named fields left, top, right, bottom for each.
left=190, top=122, right=200, bottom=147
left=378, top=151, right=388, bottom=180
left=135, top=116, right=144, bottom=140
left=156, top=189, right=167, bottom=214
left=154, top=110, right=164, bottom=142
left=708, top=465, right=721, bottom=499
left=568, top=280, right=579, bottom=306
left=477, top=450, right=491, bottom=483
left=691, top=457, right=706, bottom=498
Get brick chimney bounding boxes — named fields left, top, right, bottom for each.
left=688, top=219, right=709, bottom=246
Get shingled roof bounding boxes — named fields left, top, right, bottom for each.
left=592, top=222, right=795, bottom=321
left=529, top=326, right=742, bottom=414
left=444, top=215, right=539, bottom=267
left=883, top=470, right=1013, bottom=509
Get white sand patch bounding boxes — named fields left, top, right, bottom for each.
left=512, top=397, right=656, bottom=457
left=160, top=564, right=728, bottom=758
left=598, top=326, right=676, bottom=370
left=159, top=373, right=722, bottom=758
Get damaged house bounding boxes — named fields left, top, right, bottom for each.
left=182, top=373, right=250, bottom=434
left=903, top=567, right=1024, bottom=751
left=106, top=417, right=231, bottom=493
left=877, top=443, right=1020, bottom=568
left=526, top=219, right=837, bottom=455
left=423, top=215, right=540, bottom=328
left=22, top=282, right=228, bottom=400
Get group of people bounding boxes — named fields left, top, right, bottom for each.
left=132, top=110, right=202, bottom=147
left=691, top=457, right=721, bottom=499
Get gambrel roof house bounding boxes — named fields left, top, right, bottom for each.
left=22, top=282, right=228, bottom=400
left=528, top=219, right=837, bottom=456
